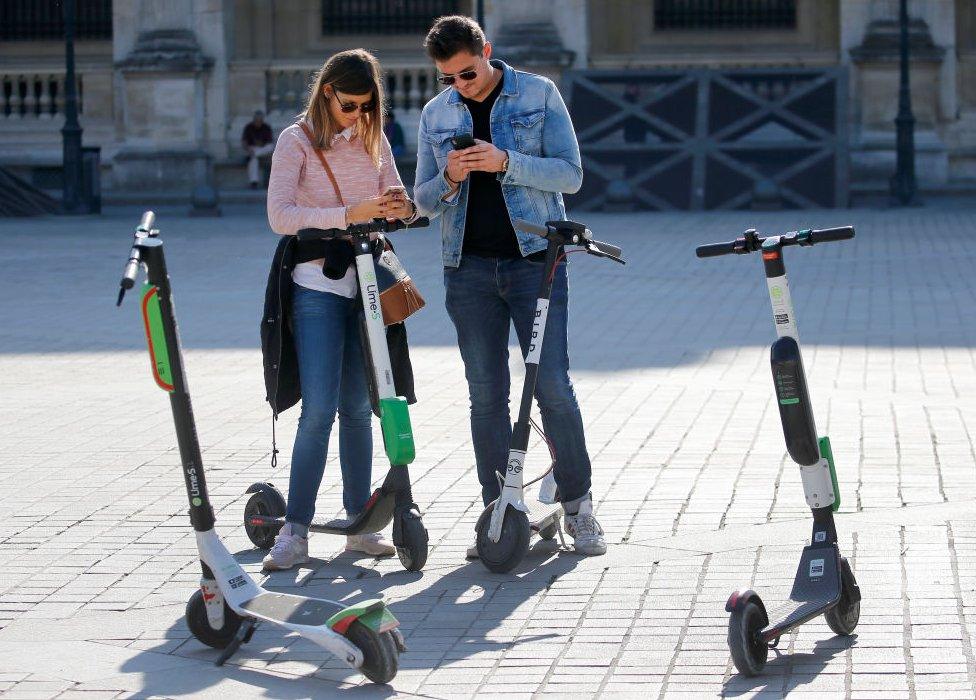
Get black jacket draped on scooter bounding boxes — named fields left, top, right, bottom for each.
left=261, top=234, right=416, bottom=416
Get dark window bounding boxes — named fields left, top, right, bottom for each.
left=321, top=0, right=460, bottom=35
left=654, top=0, right=797, bottom=30
left=0, top=1, right=113, bottom=41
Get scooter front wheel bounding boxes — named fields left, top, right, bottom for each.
left=824, top=557, right=860, bottom=636
left=395, top=508, right=429, bottom=572
left=185, top=588, right=245, bottom=649
left=344, top=620, right=399, bottom=684
left=475, top=504, right=530, bottom=574
left=728, top=599, right=769, bottom=676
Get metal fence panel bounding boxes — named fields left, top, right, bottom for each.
left=564, top=67, right=848, bottom=210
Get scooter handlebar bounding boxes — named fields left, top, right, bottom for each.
left=513, top=219, right=625, bottom=263
left=696, top=225, right=855, bottom=258
left=296, top=217, right=430, bottom=242
left=117, top=210, right=156, bottom=305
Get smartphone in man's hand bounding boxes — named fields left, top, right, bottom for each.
left=451, top=134, right=476, bottom=150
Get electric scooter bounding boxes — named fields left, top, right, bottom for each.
left=117, top=212, right=404, bottom=682
left=243, top=217, right=431, bottom=572
left=696, top=225, right=862, bottom=676
left=474, top=219, right=625, bottom=573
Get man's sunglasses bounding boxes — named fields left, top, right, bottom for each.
left=437, top=70, right=477, bottom=86
left=333, top=94, right=375, bottom=114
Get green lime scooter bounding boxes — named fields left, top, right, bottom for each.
left=697, top=225, right=862, bottom=676
left=241, top=217, right=430, bottom=572
left=117, top=212, right=404, bottom=682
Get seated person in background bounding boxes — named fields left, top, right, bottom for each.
left=242, top=110, right=275, bottom=188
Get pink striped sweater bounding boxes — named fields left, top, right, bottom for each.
left=267, top=120, right=404, bottom=235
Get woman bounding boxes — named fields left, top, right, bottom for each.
left=265, top=49, right=417, bottom=571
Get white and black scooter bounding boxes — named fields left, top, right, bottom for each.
left=117, top=212, right=406, bottom=682
left=697, top=226, right=862, bottom=676
left=474, top=219, right=625, bottom=573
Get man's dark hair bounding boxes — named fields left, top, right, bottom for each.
left=424, top=15, right=486, bottom=61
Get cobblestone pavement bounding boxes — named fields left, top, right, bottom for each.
left=1, top=204, right=975, bottom=699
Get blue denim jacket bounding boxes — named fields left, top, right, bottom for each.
left=413, top=60, right=583, bottom=267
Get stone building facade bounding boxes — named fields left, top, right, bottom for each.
left=0, top=0, right=972, bottom=202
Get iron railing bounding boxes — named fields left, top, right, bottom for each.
left=0, top=0, right=113, bottom=41
left=654, top=0, right=797, bottom=30
left=321, top=0, right=459, bottom=34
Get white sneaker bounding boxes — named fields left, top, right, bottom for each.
left=346, top=532, right=395, bottom=557
left=564, top=496, right=607, bottom=556
left=262, top=523, right=309, bottom=571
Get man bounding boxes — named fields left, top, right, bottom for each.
left=413, top=15, right=606, bottom=557
left=241, top=110, right=274, bottom=189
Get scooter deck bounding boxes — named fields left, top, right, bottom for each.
left=529, top=504, right=563, bottom=534
left=250, top=493, right=396, bottom=536
left=760, top=544, right=842, bottom=642
left=240, top=591, right=343, bottom=626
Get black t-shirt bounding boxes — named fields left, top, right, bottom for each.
left=460, top=77, right=520, bottom=259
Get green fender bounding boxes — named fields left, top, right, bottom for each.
left=327, top=599, right=399, bottom=635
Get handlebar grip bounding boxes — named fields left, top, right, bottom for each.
left=121, top=256, right=140, bottom=289
left=138, top=211, right=155, bottom=233
left=696, top=241, right=736, bottom=258
left=513, top=219, right=549, bottom=237
left=589, top=239, right=622, bottom=259
left=809, top=226, right=854, bottom=244
left=296, top=227, right=342, bottom=241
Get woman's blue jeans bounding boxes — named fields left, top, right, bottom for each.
left=444, top=255, right=592, bottom=509
left=287, top=283, right=373, bottom=525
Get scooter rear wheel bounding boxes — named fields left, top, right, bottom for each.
left=344, top=620, right=399, bottom=684
left=728, top=599, right=769, bottom=676
left=475, top=504, right=530, bottom=574
left=824, top=557, right=860, bottom=636
left=395, top=508, right=429, bottom=572
left=243, top=486, right=285, bottom=550
left=185, top=588, right=245, bottom=649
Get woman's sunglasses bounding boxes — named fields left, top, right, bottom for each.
left=332, top=93, right=375, bottom=114
left=437, top=70, right=477, bottom=86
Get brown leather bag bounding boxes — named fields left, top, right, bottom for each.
left=299, top=122, right=425, bottom=326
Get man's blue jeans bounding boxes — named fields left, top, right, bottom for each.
left=444, top=255, right=592, bottom=509
left=287, top=283, right=373, bottom=525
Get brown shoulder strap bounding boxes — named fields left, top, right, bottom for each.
left=298, top=121, right=343, bottom=205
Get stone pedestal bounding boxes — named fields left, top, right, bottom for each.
left=849, top=16, right=948, bottom=188
left=114, top=29, right=219, bottom=214
left=484, top=1, right=583, bottom=86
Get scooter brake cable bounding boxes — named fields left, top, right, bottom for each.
left=524, top=417, right=557, bottom=488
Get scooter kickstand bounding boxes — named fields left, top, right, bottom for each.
left=215, top=618, right=257, bottom=666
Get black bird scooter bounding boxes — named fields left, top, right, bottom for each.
left=117, top=212, right=404, bottom=682
left=696, top=226, right=862, bottom=676
left=473, top=219, right=625, bottom=573
left=243, top=217, right=431, bottom=572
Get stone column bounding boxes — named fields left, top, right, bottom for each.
left=111, top=0, right=226, bottom=215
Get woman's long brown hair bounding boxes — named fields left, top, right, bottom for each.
left=302, top=49, right=385, bottom=167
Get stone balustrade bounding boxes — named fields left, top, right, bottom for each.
left=1, top=71, right=81, bottom=120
